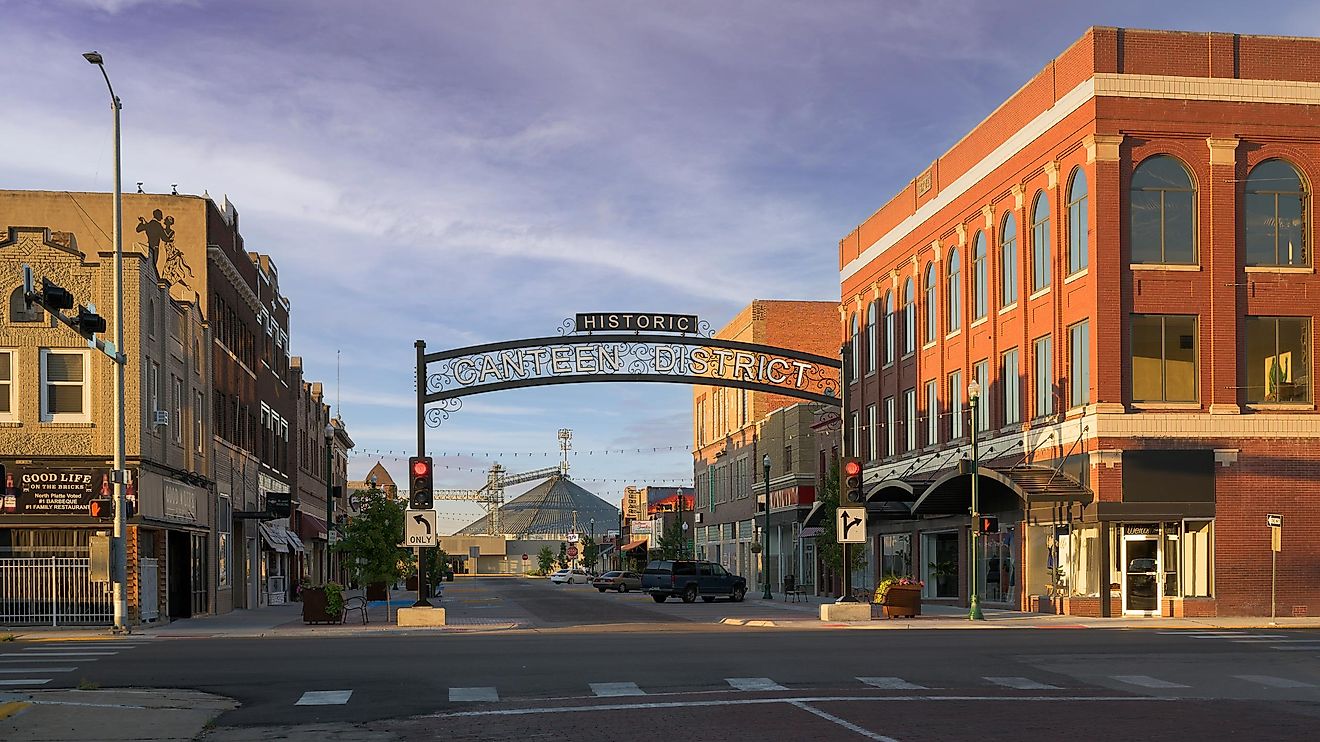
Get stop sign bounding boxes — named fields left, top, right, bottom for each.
left=567, top=545, right=579, bottom=558
left=521, top=553, right=529, bottom=561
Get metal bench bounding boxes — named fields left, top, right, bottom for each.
left=783, top=575, right=806, bottom=603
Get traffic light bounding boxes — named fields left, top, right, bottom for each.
left=40, top=277, right=74, bottom=311
left=978, top=515, right=999, bottom=534
left=842, top=457, right=863, bottom=503
left=409, top=456, right=433, bottom=509
left=75, top=305, right=107, bottom=340
left=89, top=498, right=113, bottom=519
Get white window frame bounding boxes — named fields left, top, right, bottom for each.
left=0, top=349, right=16, bottom=422
left=172, top=375, right=183, bottom=443
left=949, top=370, right=964, bottom=440
left=1003, top=348, right=1021, bottom=426
left=40, top=349, right=91, bottom=423
left=904, top=388, right=916, bottom=452
left=867, top=404, right=877, bottom=462
left=194, top=390, right=205, bottom=454
left=885, top=396, right=895, bottom=458
left=926, top=379, right=938, bottom=447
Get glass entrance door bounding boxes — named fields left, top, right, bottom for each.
left=1122, top=533, right=1160, bottom=615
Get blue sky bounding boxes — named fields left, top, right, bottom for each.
left=3, top=0, right=1317, bottom=532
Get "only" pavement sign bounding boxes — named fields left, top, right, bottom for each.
left=405, top=509, right=437, bottom=547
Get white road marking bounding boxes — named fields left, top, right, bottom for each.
left=788, top=700, right=901, bottom=742
left=726, top=677, right=787, bottom=691
left=295, top=690, right=353, bottom=706
left=0, top=658, right=96, bottom=663
left=984, top=676, right=1059, bottom=690
left=1235, top=675, right=1315, bottom=688
left=0, top=667, right=75, bottom=673
left=449, top=687, right=500, bottom=702
left=1269, top=646, right=1320, bottom=651
left=0, top=679, right=51, bottom=686
left=1, top=652, right=117, bottom=657
left=590, top=682, right=645, bottom=697
left=1111, top=675, right=1189, bottom=689
left=858, top=677, right=927, bottom=690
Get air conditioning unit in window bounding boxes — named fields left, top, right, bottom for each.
left=153, top=410, right=169, bottom=426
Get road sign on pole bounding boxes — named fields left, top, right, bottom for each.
left=405, top=509, right=437, bottom=547
left=836, top=507, right=866, bottom=544
left=1268, top=514, right=1283, bottom=626
left=567, top=545, right=579, bottom=558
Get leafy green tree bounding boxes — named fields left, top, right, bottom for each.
left=557, top=542, right=569, bottom=569
left=581, top=538, right=600, bottom=572
left=334, top=487, right=410, bottom=588
left=425, top=547, right=451, bottom=583
left=814, top=459, right=866, bottom=579
left=536, top=545, right=555, bottom=575
left=656, top=520, right=687, bottom=559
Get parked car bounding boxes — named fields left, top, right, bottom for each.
left=592, top=571, right=642, bottom=593
left=550, top=568, right=591, bottom=584
left=641, top=560, right=747, bottom=603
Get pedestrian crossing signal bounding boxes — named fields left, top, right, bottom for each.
left=979, top=515, right=999, bottom=534
left=89, top=498, right=112, bottom=519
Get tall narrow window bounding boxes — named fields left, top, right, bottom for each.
left=925, top=379, right=938, bottom=446
left=850, top=313, right=860, bottom=381
left=867, top=403, right=877, bottom=461
left=904, top=388, right=916, bottom=452
left=947, top=248, right=962, bottom=333
left=885, top=396, right=895, bottom=458
left=1034, top=335, right=1054, bottom=417
left=972, top=231, right=987, bottom=320
left=40, top=350, right=89, bottom=422
left=1131, top=315, right=1198, bottom=403
left=0, top=350, right=13, bottom=420
left=902, top=278, right=916, bottom=355
left=1067, top=168, right=1089, bottom=274
left=866, top=301, right=877, bottom=375
left=973, top=360, right=990, bottom=431
left=1068, top=320, right=1091, bottom=407
left=1130, top=155, right=1196, bottom=264
left=1246, top=317, right=1312, bottom=404
left=851, top=412, right=860, bottom=457
left=172, top=377, right=183, bottom=444
left=1031, top=191, right=1051, bottom=291
left=949, top=370, right=963, bottom=440
left=924, top=264, right=937, bottom=343
left=1000, top=212, right=1018, bottom=305
left=1002, top=348, right=1020, bottom=426
left=884, top=292, right=895, bottom=365
left=1245, top=159, right=1308, bottom=267
left=194, top=390, right=205, bottom=454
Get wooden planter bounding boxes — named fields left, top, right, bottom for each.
left=879, top=585, right=922, bottom=618
left=366, top=582, right=388, bottom=601
left=300, top=587, right=341, bottom=624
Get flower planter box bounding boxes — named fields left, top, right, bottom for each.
left=366, top=582, right=389, bottom=601
left=300, top=587, right=342, bottom=624
left=879, top=585, right=922, bottom=618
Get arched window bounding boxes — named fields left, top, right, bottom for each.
left=1031, top=191, right=1051, bottom=291
left=883, top=292, right=895, bottom=365
left=9, top=286, right=44, bottom=323
left=924, top=263, right=937, bottom=344
left=1246, top=159, right=1308, bottom=267
left=1067, top=168, right=1089, bottom=274
left=1130, top=155, right=1196, bottom=264
left=902, top=277, right=916, bottom=355
left=850, top=312, right=860, bottom=380
left=1000, top=212, right=1018, bottom=305
left=865, top=300, right=877, bottom=374
left=947, top=247, right=962, bottom=333
left=972, top=231, right=987, bottom=320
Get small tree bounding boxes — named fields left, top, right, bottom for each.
left=536, top=545, right=555, bottom=575
left=656, top=520, right=687, bottom=560
left=334, top=487, right=410, bottom=588
left=815, top=459, right=866, bottom=589
left=557, top=542, right=569, bottom=569
left=581, top=538, right=600, bottom=572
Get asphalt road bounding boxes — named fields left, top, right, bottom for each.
left=5, top=579, right=1320, bottom=741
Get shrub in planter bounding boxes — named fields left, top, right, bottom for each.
left=873, top=575, right=924, bottom=619
left=301, top=583, right=345, bottom=624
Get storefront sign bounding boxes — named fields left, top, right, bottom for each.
left=630, top=522, right=652, bottom=535
left=266, top=492, right=292, bottom=519
left=576, top=312, right=699, bottom=334
left=769, top=485, right=815, bottom=510
left=0, top=465, right=131, bottom=515
left=163, top=480, right=198, bottom=522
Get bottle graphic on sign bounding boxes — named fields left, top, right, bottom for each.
left=2, top=473, right=16, bottom=514
left=100, top=474, right=110, bottom=497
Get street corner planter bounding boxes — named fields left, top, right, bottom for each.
left=879, top=585, right=922, bottom=619
left=300, top=587, right=341, bottom=624
left=366, top=582, right=389, bottom=601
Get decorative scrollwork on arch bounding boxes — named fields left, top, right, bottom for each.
left=554, top=318, right=576, bottom=336
left=425, top=398, right=464, bottom=428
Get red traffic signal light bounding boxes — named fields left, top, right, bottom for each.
left=979, top=515, right=999, bottom=534
left=411, top=458, right=431, bottom=478
left=89, top=498, right=112, bottom=519
left=409, top=456, right=433, bottom=509
left=843, top=459, right=862, bottom=478
left=842, top=456, right=863, bottom=503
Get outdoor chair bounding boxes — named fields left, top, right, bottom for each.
left=342, top=595, right=369, bottom=625
left=783, top=575, right=805, bottom=603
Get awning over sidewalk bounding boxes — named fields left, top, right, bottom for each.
left=258, top=522, right=290, bottom=553
left=297, top=511, right=329, bottom=542
left=622, top=539, right=648, bottom=551
left=284, top=530, right=306, bottom=553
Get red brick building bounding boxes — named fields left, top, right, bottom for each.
left=840, top=27, right=1320, bottom=617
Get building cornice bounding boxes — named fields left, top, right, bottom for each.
left=207, top=244, right=261, bottom=314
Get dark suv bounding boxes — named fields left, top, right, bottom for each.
left=641, top=560, right=747, bottom=603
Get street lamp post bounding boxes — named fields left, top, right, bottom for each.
left=589, top=518, right=595, bottom=574
left=762, top=454, right=772, bottom=600
left=324, top=423, right=335, bottom=585
left=84, top=51, right=128, bottom=634
left=967, top=379, right=984, bottom=621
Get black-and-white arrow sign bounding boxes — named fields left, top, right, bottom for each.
left=405, top=509, right=437, bottom=547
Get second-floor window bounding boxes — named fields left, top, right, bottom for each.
left=1001, top=212, right=1018, bottom=305
left=866, top=301, right=877, bottom=374
left=947, top=248, right=962, bottom=333
left=1032, top=190, right=1051, bottom=291
left=972, top=231, right=987, bottom=320
left=1002, top=348, right=1021, bottom=426
left=1130, top=155, right=1196, bottom=265
left=1068, top=320, right=1091, bottom=407
left=924, top=264, right=938, bottom=344
left=949, top=369, right=963, bottom=439
left=41, top=350, right=88, bottom=422
left=1034, top=335, right=1054, bottom=417
left=925, top=380, right=938, bottom=447
left=0, top=350, right=13, bottom=421
left=884, top=292, right=895, bottom=365
left=1245, top=159, right=1308, bottom=268
left=1246, top=317, right=1311, bottom=404
left=1067, top=168, right=1089, bottom=274
left=902, top=278, right=916, bottom=355
left=1131, top=314, right=1198, bottom=403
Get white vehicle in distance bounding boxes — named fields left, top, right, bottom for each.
left=549, top=568, right=590, bottom=584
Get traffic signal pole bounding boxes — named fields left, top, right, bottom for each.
left=414, top=340, right=430, bottom=608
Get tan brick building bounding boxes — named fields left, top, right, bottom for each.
left=839, top=27, right=1320, bottom=617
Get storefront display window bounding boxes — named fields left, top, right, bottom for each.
left=1181, top=520, right=1213, bottom=598
left=922, top=531, right=959, bottom=598
left=880, top=533, right=911, bottom=577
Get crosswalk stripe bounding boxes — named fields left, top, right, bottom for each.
left=0, top=658, right=96, bottom=663
left=1235, top=675, right=1315, bottom=688
left=1, top=652, right=117, bottom=657
left=984, top=676, right=1059, bottom=690
left=295, top=690, right=353, bottom=706
left=0, top=667, right=75, bottom=673
left=449, top=687, right=500, bottom=702
left=1269, top=646, right=1320, bottom=651
left=0, top=679, right=51, bottom=686
left=1111, top=675, right=1189, bottom=689
left=590, top=682, right=645, bottom=697
left=726, top=677, right=787, bottom=691
left=858, top=676, right=927, bottom=690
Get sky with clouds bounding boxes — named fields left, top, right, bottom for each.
left=3, top=0, right=1317, bottom=532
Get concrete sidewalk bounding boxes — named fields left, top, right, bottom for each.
left=0, top=687, right=235, bottom=741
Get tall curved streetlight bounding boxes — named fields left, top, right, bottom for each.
left=84, top=51, right=128, bottom=633
left=324, top=423, right=335, bottom=584
left=762, top=454, right=772, bottom=600
left=967, top=378, right=984, bottom=621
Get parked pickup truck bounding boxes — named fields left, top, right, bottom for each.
left=641, top=560, right=747, bottom=603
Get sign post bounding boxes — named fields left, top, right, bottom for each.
left=1267, top=513, right=1282, bottom=625
left=836, top=506, right=866, bottom=603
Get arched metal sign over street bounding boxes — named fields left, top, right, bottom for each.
left=415, top=312, right=841, bottom=430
